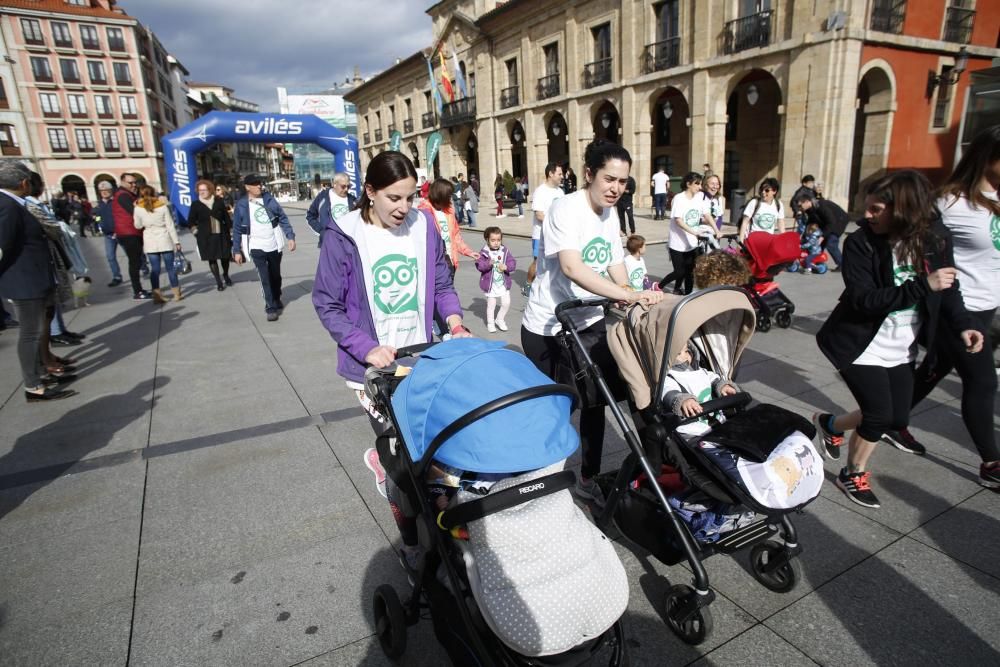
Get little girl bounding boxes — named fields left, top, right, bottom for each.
left=624, top=234, right=649, bottom=290
left=476, top=226, right=516, bottom=332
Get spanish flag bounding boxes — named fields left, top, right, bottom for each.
left=438, top=49, right=455, bottom=103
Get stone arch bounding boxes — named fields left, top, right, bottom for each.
left=92, top=172, right=116, bottom=192
left=508, top=120, right=527, bottom=179
left=849, top=61, right=896, bottom=212
left=589, top=99, right=621, bottom=144
left=649, top=86, right=690, bottom=181
left=543, top=111, right=569, bottom=166
left=60, top=173, right=86, bottom=198
left=723, top=69, right=783, bottom=199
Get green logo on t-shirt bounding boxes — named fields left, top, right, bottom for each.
left=991, top=214, right=1000, bottom=251
left=252, top=205, right=270, bottom=225
left=629, top=267, right=644, bottom=289
left=492, top=265, right=504, bottom=284
left=581, top=237, right=612, bottom=267
left=332, top=203, right=349, bottom=219
left=684, top=209, right=702, bottom=226
left=891, top=264, right=918, bottom=320
left=755, top=213, right=776, bottom=230
left=372, top=254, right=418, bottom=314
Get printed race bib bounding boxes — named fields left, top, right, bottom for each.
left=373, top=254, right=418, bottom=314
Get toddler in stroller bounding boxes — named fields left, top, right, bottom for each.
left=555, top=287, right=823, bottom=645
left=363, top=338, right=629, bottom=665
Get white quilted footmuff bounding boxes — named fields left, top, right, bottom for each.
left=456, top=462, right=629, bottom=657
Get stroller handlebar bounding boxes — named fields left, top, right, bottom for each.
left=555, top=297, right=611, bottom=328
left=677, top=391, right=753, bottom=425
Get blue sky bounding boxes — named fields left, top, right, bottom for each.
left=124, top=0, right=434, bottom=110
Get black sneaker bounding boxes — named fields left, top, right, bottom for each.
left=836, top=468, right=880, bottom=508
left=266, top=311, right=279, bottom=322
left=980, top=463, right=1000, bottom=490
left=881, top=428, right=926, bottom=455
left=107, top=277, right=123, bottom=287
left=133, top=291, right=153, bottom=301
left=813, top=412, right=845, bottom=460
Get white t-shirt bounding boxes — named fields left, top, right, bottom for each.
left=359, top=222, right=425, bottom=351
left=522, top=190, right=625, bottom=334
left=854, top=247, right=923, bottom=367
left=669, top=192, right=707, bottom=252
left=248, top=198, right=278, bottom=252
left=743, top=198, right=785, bottom=235
left=624, top=255, right=647, bottom=290
left=652, top=172, right=670, bottom=195
left=433, top=210, right=452, bottom=259
left=530, top=183, right=564, bottom=240
left=328, top=191, right=351, bottom=220
left=938, top=192, right=1000, bottom=311
left=486, top=247, right=508, bottom=297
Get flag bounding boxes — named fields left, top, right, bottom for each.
left=425, top=56, right=443, bottom=115
left=438, top=49, right=455, bottom=103
left=451, top=46, right=468, bottom=99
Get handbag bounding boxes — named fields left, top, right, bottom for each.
left=174, top=250, right=192, bottom=275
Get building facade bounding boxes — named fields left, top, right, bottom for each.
left=187, top=82, right=268, bottom=187
left=0, top=0, right=164, bottom=198
left=347, top=0, right=1000, bottom=212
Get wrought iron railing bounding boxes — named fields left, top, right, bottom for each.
left=363, top=132, right=370, bottom=144
left=421, top=111, right=436, bottom=129
left=374, top=129, right=383, bottom=142
left=723, top=10, right=773, bottom=54
left=500, top=85, right=519, bottom=109
left=387, top=124, right=397, bottom=135
left=943, top=6, right=975, bottom=43
left=642, top=37, right=680, bottom=74
left=403, top=118, right=413, bottom=133
left=870, top=0, right=906, bottom=33
left=583, top=58, right=613, bottom=88
left=441, top=98, right=476, bottom=128
left=537, top=73, right=560, bottom=100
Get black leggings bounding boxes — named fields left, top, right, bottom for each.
left=659, top=248, right=698, bottom=294
left=839, top=362, right=914, bottom=443
left=520, top=324, right=608, bottom=479
left=912, top=308, right=997, bottom=461
left=617, top=202, right=635, bottom=235
left=117, top=235, right=145, bottom=295
left=208, top=258, right=231, bottom=285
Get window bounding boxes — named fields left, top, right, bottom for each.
left=870, top=0, right=907, bottom=33
left=126, top=129, right=144, bottom=151
left=107, top=27, right=126, bottom=52
left=113, top=62, right=132, bottom=85
left=0, top=124, right=20, bottom=156
left=0, top=77, right=7, bottom=109
left=66, top=0, right=89, bottom=5
left=158, top=74, right=170, bottom=95
left=943, top=1, right=976, bottom=43
left=95, top=95, right=112, bottom=117
left=21, top=18, right=43, bottom=45
left=506, top=58, right=518, bottom=87
left=52, top=22, right=73, bottom=48
left=60, top=59, right=81, bottom=84
left=75, top=128, right=95, bottom=151
left=933, top=65, right=955, bottom=128
left=404, top=98, right=412, bottom=119
left=739, top=0, right=771, bottom=15
left=68, top=94, right=86, bottom=116
left=39, top=92, right=61, bottom=116
left=655, top=1, right=680, bottom=40
left=80, top=25, right=99, bottom=50
left=119, top=95, right=137, bottom=117
left=48, top=127, right=69, bottom=152
left=101, top=128, right=120, bottom=151
left=87, top=60, right=107, bottom=84
left=30, top=57, right=53, bottom=82
left=592, top=23, right=612, bottom=61
left=544, top=43, right=559, bottom=77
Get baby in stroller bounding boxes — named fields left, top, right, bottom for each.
left=661, top=340, right=739, bottom=436
left=365, top=338, right=629, bottom=665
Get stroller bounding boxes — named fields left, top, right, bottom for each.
left=737, top=232, right=801, bottom=332
left=555, top=288, right=822, bottom=645
left=363, top=339, right=630, bottom=666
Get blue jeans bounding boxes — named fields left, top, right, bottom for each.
left=654, top=193, right=667, bottom=218
left=823, top=232, right=842, bottom=268
left=804, top=252, right=822, bottom=270
left=49, top=303, right=67, bottom=336
left=104, top=235, right=121, bottom=280
left=147, top=251, right=178, bottom=289
left=452, top=197, right=465, bottom=224
left=250, top=249, right=283, bottom=313
left=516, top=203, right=523, bottom=216
left=466, top=209, right=476, bottom=227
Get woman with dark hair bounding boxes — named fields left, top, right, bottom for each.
left=189, top=178, right=233, bottom=291
left=133, top=185, right=181, bottom=303
left=812, top=170, right=983, bottom=508
left=312, top=151, right=470, bottom=572
left=907, top=125, right=999, bottom=488
left=418, top=178, right=477, bottom=277
left=738, top=177, right=786, bottom=242
left=659, top=171, right=719, bottom=294
left=521, top=140, right=663, bottom=506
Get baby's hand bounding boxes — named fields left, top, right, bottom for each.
left=721, top=384, right=737, bottom=396
left=681, top=398, right=703, bottom=417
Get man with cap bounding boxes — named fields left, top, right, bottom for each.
left=232, top=174, right=296, bottom=322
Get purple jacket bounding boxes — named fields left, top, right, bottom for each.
left=475, top=244, right=516, bottom=293
left=312, top=207, right=463, bottom=384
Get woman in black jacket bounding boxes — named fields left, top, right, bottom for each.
left=812, top=170, right=983, bottom=509
left=190, top=179, right=233, bottom=291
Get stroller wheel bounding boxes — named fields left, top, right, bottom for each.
left=663, top=584, right=714, bottom=645
left=756, top=315, right=772, bottom=333
left=775, top=310, right=792, bottom=329
left=373, top=584, right=407, bottom=660
left=749, top=540, right=802, bottom=593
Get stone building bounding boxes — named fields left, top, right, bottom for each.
left=346, top=0, right=999, bottom=211
left=187, top=82, right=267, bottom=187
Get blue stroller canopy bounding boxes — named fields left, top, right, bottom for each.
left=391, top=339, right=579, bottom=473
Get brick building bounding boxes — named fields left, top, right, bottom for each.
left=347, top=0, right=999, bottom=212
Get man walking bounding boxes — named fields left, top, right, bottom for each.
left=93, top=180, right=121, bottom=286
left=306, top=172, right=356, bottom=247
left=0, top=160, right=76, bottom=402
left=232, top=174, right=296, bottom=322
left=112, top=172, right=151, bottom=300
left=617, top=175, right=637, bottom=235
left=651, top=165, right=670, bottom=220
left=525, top=162, right=564, bottom=292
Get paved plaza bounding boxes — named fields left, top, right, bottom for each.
left=1, top=203, right=998, bottom=666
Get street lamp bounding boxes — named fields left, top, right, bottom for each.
left=468, top=137, right=476, bottom=149
left=551, top=121, right=561, bottom=136
left=746, top=84, right=759, bottom=106
left=926, top=46, right=969, bottom=98
left=601, top=112, right=611, bottom=129
left=513, top=128, right=523, bottom=142
left=662, top=101, right=673, bottom=120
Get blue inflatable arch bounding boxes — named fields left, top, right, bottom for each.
left=162, top=111, right=361, bottom=224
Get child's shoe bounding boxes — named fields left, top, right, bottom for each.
left=363, top=448, right=387, bottom=499
left=573, top=476, right=606, bottom=509
left=496, top=320, right=508, bottom=332
left=487, top=323, right=496, bottom=333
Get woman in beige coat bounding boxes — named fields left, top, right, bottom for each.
left=134, top=185, right=181, bottom=303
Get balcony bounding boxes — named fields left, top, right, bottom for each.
left=374, top=129, right=383, bottom=142
left=500, top=85, right=519, bottom=109
left=723, top=10, right=774, bottom=54
left=441, top=97, right=475, bottom=128
left=643, top=37, right=681, bottom=74
left=387, top=123, right=397, bottom=135
left=421, top=111, right=436, bottom=129
left=583, top=58, right=613, bottom=89
left=943, top=6, right=975, bottom=44
left=870, top=1, right=906, bottom=34
left=403, top=118, right=413, bottom=133
left=363, top=132, right=370, bottom=144
left=537, top=73, right=560, bottom=100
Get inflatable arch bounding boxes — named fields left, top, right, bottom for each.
left=162, top=111, right=361, bottom=224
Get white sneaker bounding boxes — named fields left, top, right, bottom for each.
left=496, top=320, right=508, bottom=332
left=487, top=323, right=496, bottom=333
left=518, top=215, right=524, bottom=219
left=573, top=476, right=606, bottom=508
